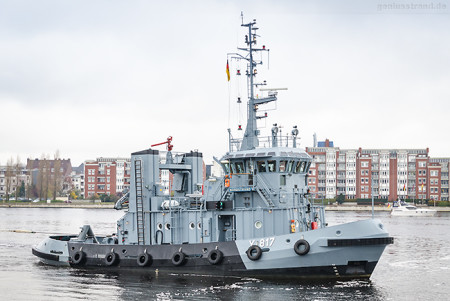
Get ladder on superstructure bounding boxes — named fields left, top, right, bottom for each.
left=134, top=159, right=145, bottom=245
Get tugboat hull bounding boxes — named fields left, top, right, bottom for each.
left=32, top=219, right=393, bottom=279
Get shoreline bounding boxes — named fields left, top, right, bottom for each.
left=1, top=203, right=450, bottom=211
left=0, top=203, right=115, bottom=209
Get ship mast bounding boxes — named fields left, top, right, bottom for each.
left=233, top=18, right=277, bottom=151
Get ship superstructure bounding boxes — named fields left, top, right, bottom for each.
left=32, top=17, right=393, bottom=279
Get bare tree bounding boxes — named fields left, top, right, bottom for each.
left=14, top=156, right=21, bottom=200
left=38, top=155, right=44, bottom=200
left=5, top=157, right=14, bottom=201
left=38, top=154, right=51, bottom=201
left=43, top=154, right=50, bottom=200
left=52, top=150, right=62, bottom=200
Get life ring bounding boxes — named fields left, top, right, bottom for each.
left=246, top=245, right=262, bottom=261
left=105, top=251, right=119, bottom=266
left=172, top=251, right=186, bottom=266
left=225, top=178, right=230, bottom=187
left=137, top=252, right=152, bottom=267
left=72, top=250, right=86, bottom=265
left=207, top=249, right=224, bottom=265
left=294, top=239, right=310, bottom=256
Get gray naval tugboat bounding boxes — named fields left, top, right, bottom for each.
left=33, top=18, right=393, bottom=279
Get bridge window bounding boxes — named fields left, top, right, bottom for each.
left=267, top=160, right=276, bottom=172
left=230, top=163, right=236, bottom=174
left=287, top=160, right=294, bottom=173
left=235, top=162, right=245, bottom=173
left=223, top=162, right=230, bottom=174
left=301, top=161, right=307, bottom=172
left=257, top=161, right=267, bottom=172
left=295, top=161, right=302, bottom=173
left=305, top=162, right=311, bottom=173
left=279, top=160, right=287, bottom=172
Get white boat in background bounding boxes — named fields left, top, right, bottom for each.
left=391, top=201, right=437, bottom=217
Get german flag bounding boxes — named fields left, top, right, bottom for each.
left=226, top=60, right=230, bottom=81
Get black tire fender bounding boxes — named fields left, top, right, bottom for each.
left=72, top=250, right=86, bottom=265
left=171, top=251, right=186, bottom=266
left=137, top=252, right=153, bottom=267
left=294, top=239, right=310, bottom=256
left=105, top=252, right=119, bottom=266
left=246, top=245, right=262, bottom=261
left=207, top=249, right=224, bottom=265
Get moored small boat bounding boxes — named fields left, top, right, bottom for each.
left=391, top=200, right=437, bottom=217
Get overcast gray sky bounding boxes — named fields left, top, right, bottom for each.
left=1, top=0, right=449, bottom=166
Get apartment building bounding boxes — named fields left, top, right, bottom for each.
left=306, top=140, right=449, bottom=201
left=0, top=165, right=31, bottom=198
left=84, top=157, right=131, bottom=198
left=26, top=158, right=73, bottom=198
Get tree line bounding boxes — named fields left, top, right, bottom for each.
left=1, top=151, right=66, bottom=203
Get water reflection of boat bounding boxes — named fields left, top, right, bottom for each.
left=391, top=201, right=437, bottom=217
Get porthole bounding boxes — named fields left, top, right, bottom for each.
left=336, top=230, right=342, bottom=236
left=254, top=221, right=262, bottom=229
left=157, top=223, right=163, bottom=230
left=197, top=222, right=202, bottom=229
left=165, top=223, right=171, bottom=230
left=122, top=249, right=127, bottom=254
left=189, top=222, right=195, bottom=230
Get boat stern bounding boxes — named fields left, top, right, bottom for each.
left=32, top=235, right=75, bottom=266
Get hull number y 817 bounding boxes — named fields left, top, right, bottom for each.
left=249, top=237, right=275, bottom=247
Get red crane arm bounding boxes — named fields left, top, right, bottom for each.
left=151, top=136, right=173, bottom=151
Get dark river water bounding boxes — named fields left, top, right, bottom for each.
left=0, top=208, right=449, bottom=300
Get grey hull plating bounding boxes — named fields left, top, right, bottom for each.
left=33, top=219, right=392, bottom=279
